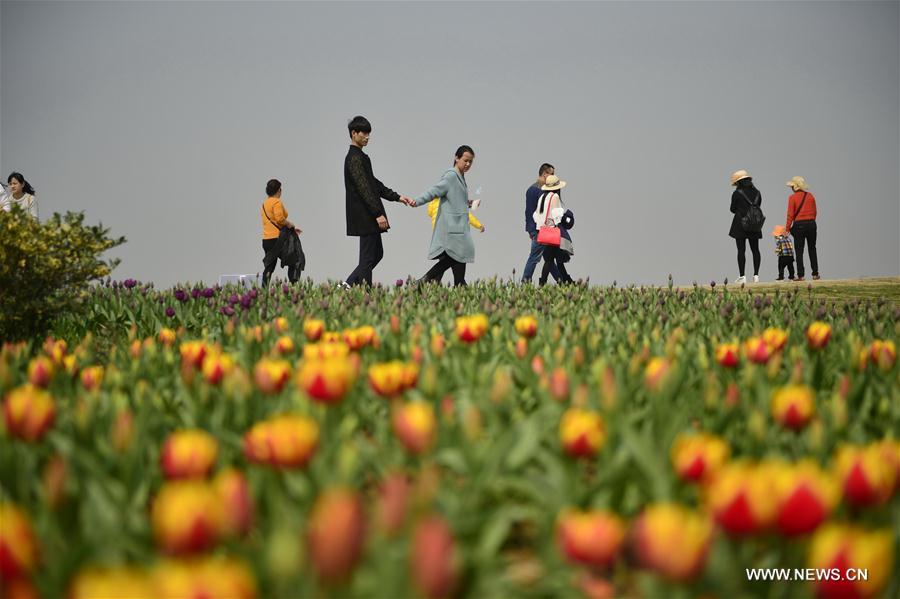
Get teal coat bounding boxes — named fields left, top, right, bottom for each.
left=414, top=169, right=474, bottom=263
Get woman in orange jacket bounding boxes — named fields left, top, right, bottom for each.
left=784, top=176, right=819, bottom=281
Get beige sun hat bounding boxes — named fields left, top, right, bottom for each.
left=730, top=169, right=751, bottom=186
left=541, top=174, right=567, bottom=191
left=786, top=176, right=808, bottom=191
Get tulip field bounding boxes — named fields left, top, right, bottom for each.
left=1, top=279, right=898, bottom=599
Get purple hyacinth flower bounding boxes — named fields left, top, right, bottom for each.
left=165, top=307, right=176, bottom=318
left=191, top=288, right=201, bottom=299
left=395, top=279, right=404, bottom=287
left=201, top=287, right=215, bottom=298
left=283, top=284, right=290, bottom=295
left=249, top=288, right=259, bottom=300
left=124, top=278, right=137, bottom=289
left=240, top=295, right=252, bottom=309
left=174, top=289, right=188, bottom=303
left=228, top=293, right=239, bottom=305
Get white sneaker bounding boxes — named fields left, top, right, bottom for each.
left=753, top=275, right=759, bottom=283
left=338, top=281, right=351, bottom=290
left=734, top=276, right=746, bottom=284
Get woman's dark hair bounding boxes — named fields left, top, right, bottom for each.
left=348, top=115, right=372, bottom=137
left=7, top=172, right=35, bottom=195
left=736, top=178, right=756, bottom=191
left=454, top=145, right=475, bottom=161
left=266, top=179, right=282, bottom=196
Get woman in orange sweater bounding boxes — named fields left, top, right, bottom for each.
left=261, top=179, right=301, bottom=285
left=784, top=176, right=819, bottom=281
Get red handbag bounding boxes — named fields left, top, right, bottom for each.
left=536, top=193, right=561, bottom=247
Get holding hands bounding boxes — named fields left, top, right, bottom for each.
left=399, top=195, right=416, bottom=207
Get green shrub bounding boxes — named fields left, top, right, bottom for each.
left=0, top=205, right=125, bottom=341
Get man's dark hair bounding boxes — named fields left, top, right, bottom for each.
left=539, top=163, right=554, bottom=176
left=348, top=115, right=372, bottom=137
left=265, top=179, right=282, bottom=197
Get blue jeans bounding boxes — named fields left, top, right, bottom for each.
left=522, top=236, right=559, bottom=282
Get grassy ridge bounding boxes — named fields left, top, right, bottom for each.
left=684, top=277, right=900, bottom=305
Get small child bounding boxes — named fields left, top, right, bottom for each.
left=427, top=197, right=484, bottom=232
left=772, top=225, right=795, bottom=281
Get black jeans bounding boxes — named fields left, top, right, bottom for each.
left=777, top=255, right=795, bottom=280
left=735, top=237, right=761, bottom=277
left=791, top=220, right=818, bottom=278
left=539, top=247, right=573, bottom=285
left=262, top=238, right=299, bottom=286
left=421, top=252, right=467, bottom=286
left=522, top=235, right=560, bottom=282
left=346, top=233, right=384, bottom=287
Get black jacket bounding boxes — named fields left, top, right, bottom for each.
left=344, top=145, right=401, bottom=236
left=729, top=188, right=763, bottom=240
left=263, top=226, right=305, bottom=272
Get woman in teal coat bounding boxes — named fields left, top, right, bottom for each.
left=413, top=145, right=476, bottom=286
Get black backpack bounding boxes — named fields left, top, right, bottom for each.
left=738, top=190, right=765, bottom=233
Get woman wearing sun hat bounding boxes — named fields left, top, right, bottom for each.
left=533, top=174, right=575, bottom=285
left=728, top=169, right=763, bottom=283
left=784, top=176, right=819, bottom=281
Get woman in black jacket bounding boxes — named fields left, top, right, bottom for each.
left=728, top=169, right=763, bottom=284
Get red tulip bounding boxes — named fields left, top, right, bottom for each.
left=307, top=488, right=366, bottom=584
left=411, top=516, right=458, bottom=599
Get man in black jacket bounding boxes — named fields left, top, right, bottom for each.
left=343, top=115, right=414, bottom=287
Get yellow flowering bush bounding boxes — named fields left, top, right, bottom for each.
left=0, top=205, right=124, bottom=340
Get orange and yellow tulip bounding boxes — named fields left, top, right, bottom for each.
left=670, top=432, right=730, bottom=483
left=559, top=408, right=606, bottom=459
left=633, top=503, right=713, bottom=582
left=151, top=480, right=224, bottom=554
left=456, top=314, right=489, bottom=343
left=556, top=509, right=626, bottom=568
left=3, top=384, right=55, bottom=442
left=808, top=523, right=893, bottom=599
left=0, top=503, right=39, bottom=581
left=771, top=460, right=839, bottom=536
left=243, top=414, right=319, bottom=469
left=515, top=316, right=538, bottom=338
left=252, top=358, right=291, bottom=394
left=715, top=343, right=740, bottom=368
left=833, top=444, right=897, bottom=507
left=297, top=357, right=355, bottom=405
left=159, top=429, right=219, bottom=479
left=771, top=384, right=816, bottom=431
left=806, top=321, right=832, bottom=350
left=392, top=401, right=437, bottom=455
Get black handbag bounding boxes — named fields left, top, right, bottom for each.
left=738, top=190, right=765, bottom=233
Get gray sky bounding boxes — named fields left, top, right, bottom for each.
left=2, top=1, right=898, bottom=287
